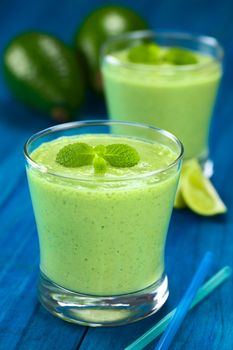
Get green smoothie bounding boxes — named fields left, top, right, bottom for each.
left=27, top=134, right=179, bottom=296
left=102, top=47, right=222, bottom=160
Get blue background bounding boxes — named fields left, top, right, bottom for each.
left=0, top=0, right=233, bottom=349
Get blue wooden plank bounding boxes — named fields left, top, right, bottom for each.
left=0, top=149, right=25, bottom=207
left=15, top=307, right=87, bottom=350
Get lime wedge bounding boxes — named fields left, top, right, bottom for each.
left=174, top=160, right=192, bottom=209
left=174, top=183, right=186, bottom=208
left=181, top=159, right=227, bottom=216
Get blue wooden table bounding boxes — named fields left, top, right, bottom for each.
left=0, top=0, right=233, bottom=349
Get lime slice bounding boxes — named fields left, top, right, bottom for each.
left=174, top=160, right=193, bottom=209
left=181, top=159, right=227, bottom=216
left=174, top=182, right=186, bottom=209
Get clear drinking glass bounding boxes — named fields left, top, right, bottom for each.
left=101, top=31, right=223, bottom=175
left=24, top=120, right=183, bottom=326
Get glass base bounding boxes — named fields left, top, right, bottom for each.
left=38, top=272, right=169, bottom=327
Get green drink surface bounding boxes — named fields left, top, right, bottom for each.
left=28, top=135, right=179, bottom=295
left=102, top=48, right=222, bottom=159
left=32, top=134, right=176, bottom=178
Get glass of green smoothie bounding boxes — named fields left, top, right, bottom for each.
left=24, top=120, right=183, bottom=326
left=101, top=31, right=223, bottom=174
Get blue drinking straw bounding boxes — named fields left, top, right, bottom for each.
left=154, top=251, right=213, bottom=350
left=125, top=265, right=231, bottom=350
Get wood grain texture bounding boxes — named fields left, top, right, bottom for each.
left=0, top=0, right=233, bottom=349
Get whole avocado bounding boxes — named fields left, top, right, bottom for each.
left=3, top=32, right=85, bottom=121
left=74, top=5, right=148, bottom=93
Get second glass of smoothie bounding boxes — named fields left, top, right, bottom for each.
left=24, top=120, right=183, bottom=326
left=101, top=31, right=223, bottom=167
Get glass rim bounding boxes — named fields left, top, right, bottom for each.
left=101, top=29, right=224, bottom=73
left=24, top=120, right=184, bottom=182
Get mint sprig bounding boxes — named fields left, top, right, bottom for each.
left=127, top=43, right=198, bottom=66
left=56, top=142, right=140, bottom=175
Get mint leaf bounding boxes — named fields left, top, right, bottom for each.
left=94, top=144, right=106, bottom=157
left=163, top=48, right=198, bottom=65
left=128, top=43, right=161, bottom=64
left=104, top=144, right=140, bottom=168
left=56, top=143, right=94, bottom=167
left=93, top=155, right=107, bottom=175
